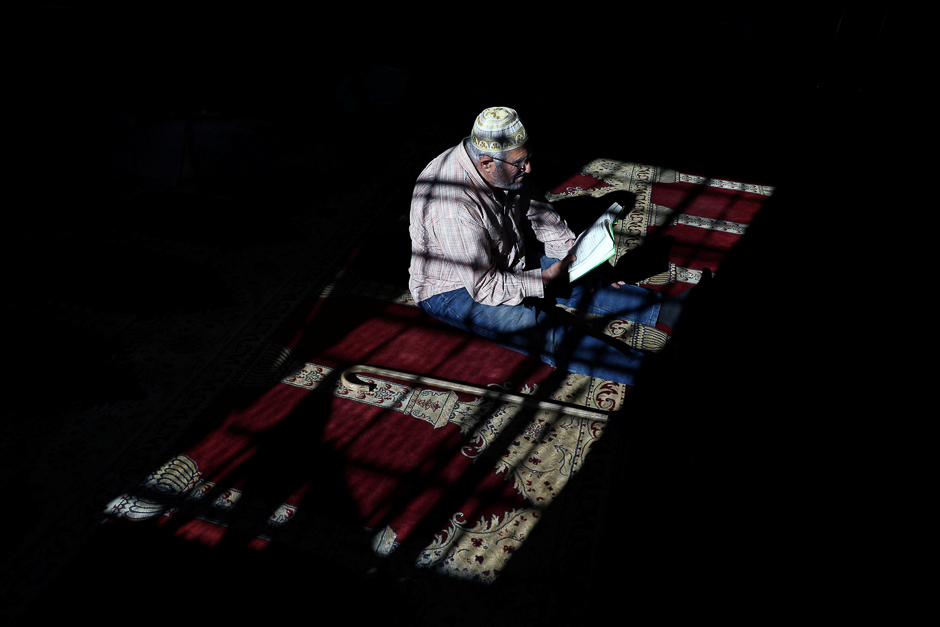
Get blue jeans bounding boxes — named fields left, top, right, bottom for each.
left=419, top=257, right=661, bottom=385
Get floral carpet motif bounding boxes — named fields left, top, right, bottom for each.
left=105, top=353, right=617, bottom=583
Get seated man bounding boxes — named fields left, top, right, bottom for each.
left=408, top=106, right=682, bottom=385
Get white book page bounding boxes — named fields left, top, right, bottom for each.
left=567, top=202, right=623, bottom=281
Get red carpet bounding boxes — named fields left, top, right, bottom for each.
left=104, top=289, right=587, bottom=582
left=102, top=159, right=773, bottom=583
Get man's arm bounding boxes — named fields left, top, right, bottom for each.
left=433, top=214, right=544, bottom=306
left=524, top=193, right=576, bottom=259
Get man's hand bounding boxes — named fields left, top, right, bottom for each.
left=542, top=254, right=576, bottom=288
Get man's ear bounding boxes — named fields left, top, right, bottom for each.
left=478, top=156, right=494, bottom=173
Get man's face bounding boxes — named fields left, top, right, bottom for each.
left=483, top=145, right=533, bottom=191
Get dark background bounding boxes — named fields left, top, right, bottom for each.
left=9, top=2, right=927, bottom=623
left=23, top=2, right=922, bottom=184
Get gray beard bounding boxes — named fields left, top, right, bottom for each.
left=494, top=171, right=526, bottom=191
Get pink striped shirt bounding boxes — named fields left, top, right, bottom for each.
left=409, top=140, right=575, bottom=306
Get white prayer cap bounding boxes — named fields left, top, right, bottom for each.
left=469, top=107, right=528, bottom=153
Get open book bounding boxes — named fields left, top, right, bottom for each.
left=567, top=200, right=625, bottom=282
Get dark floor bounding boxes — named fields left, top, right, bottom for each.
left=6, top=4, right=922, bottom=623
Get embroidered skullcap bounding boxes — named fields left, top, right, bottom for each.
left=470, top=107, right=528, bottom=153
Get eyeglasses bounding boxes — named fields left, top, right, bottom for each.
left=490, top=151, right=534, bottom=171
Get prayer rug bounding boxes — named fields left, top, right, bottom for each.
left=99, top=158, right=774, bottom=591
left=103, top=287, right=619, bottom=583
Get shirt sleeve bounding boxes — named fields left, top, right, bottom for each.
left=525, top=194, right=576, bottom=259
left=433, top=211, right=544, bottom=306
